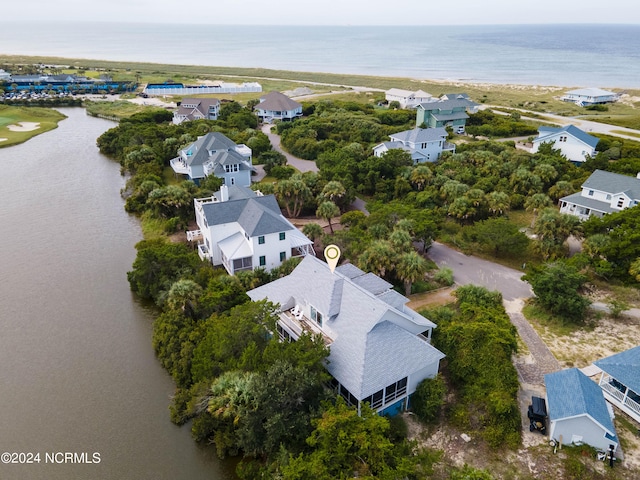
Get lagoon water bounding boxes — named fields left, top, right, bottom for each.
left=0, top=109, right=235, bottom=479
left=0, top=22, right=639, bottom=88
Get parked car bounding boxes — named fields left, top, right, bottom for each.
left=528, top=396, right=547, bottom=434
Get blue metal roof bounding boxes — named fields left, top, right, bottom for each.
left=545, top=368, right=617, bottom=442
left=595, top=346, right=640, bottom=395
left=536, top=124, right=599, bottom=149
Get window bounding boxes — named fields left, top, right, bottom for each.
left=559, top=135, right=567, bottom=142
left=280, top=251, right=286, bottom=262
left=384, top=377, right=408, bottom=404
left=224, top=164, right=239, bottom=173
left=617, top=198, right=624, bottom=208
left=362, top=390, right=384, bottom=410
left=310, top=305, right=323, bottom=327
left=279, top=232, right=286, bottom=241
left=230, top=177, right=235, bottom=185
left=588, top=190, right=594, bottom=196
left=259, top=256, right=266, bottom=266
left=258, top=236, right=265, bottom=244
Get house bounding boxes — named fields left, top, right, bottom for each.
left=385, top=88, right=433, bottom=109
left=545, top=368, right=619, bottom=453
left=559, top=170, right=640, bottom=220
left=188, top=185, right=314, bottom=274
left=531, top=124, right=599, bottom=164
left=415, top=95, right=479, bottom=133
left=169, top=132, right=253, bottom=186
left=0, top=69, right=11, bottom=81
left=255, top=91, right=302, bottom=123
left=561, top=88, right=619, bottom=106
left=595, top=346, right=640, bottom=425
left=373, top=127, right=455, bottom=163
left=172, top=98, right=220, bottom=124
left=247, top=256, right=446, bottom=416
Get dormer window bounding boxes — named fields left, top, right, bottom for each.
left=310, top=305, right=323, bottom=327
left=224, top=164, right=239, bottom=173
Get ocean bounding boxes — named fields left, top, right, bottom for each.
left=0, top=22, right=639, bottom=88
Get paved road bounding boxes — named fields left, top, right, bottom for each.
left=483, top=104, right=640, bottom=142
left=428, top=242, right=533, bottom=301
left=261, top=124, right=319, bottom=173
left=427, top=242, right=561, bottom=385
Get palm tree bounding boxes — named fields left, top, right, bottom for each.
left=486, top=191, right=510, bottom=216
left=388, top=228, right=413, bottom=253
left=525, top=193, right=553, bottom=227
left=316, top=201, right=340, bottom=234
left=396, top=251, right=429, bottom=296
left=409, top=165, right=433, bottom=191
left=302, top=223, right=325, bottom=254
left=358, top=240, right=396, bottom=278
left=166, top=279, right=203, bottom=317
left=319, top=180, right=346, bottom=206
left=275, top=174, right=312, bottom=218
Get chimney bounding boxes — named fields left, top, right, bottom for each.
left=220, top=184, right=229, bottom=202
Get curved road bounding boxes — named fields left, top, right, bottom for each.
left=428, top=242, right=560, bottom=385
left=261, top=124, right=319, bottom=173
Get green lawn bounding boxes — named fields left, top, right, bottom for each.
left=0, top=105, right=66, bottom=147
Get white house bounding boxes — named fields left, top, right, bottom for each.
left=595, top=346, right=640, bottom=425
left=559, top=170, right=640, bottom=220
left=170, top=132, right=253, bottom=186
left=373, top=127, right=455, bottom=163
left=0, top=69, right=11, bottom=81
left=172, top=98, right=220, bottom=124
left=531, top=124, right=599, bottom=164
left=188, top=185, right=314, bottom=274
left=561, top=88, right=619, bottom=106
left=255, top=91, right=302, bottom=123
left=247, top=256, right=445, bottom=417
left=545, top=368, right=619, bottom=454
left=385, top=88, right=433, bottom=109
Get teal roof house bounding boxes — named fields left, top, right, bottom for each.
left=415, top=94, right=479, bottom=133
left=170, top=132, right=253, bottom=186
left=247, top=256, right=445, bottom=417
left=559, top=170, right=640, bottom=220
left=189, top=185, right=314, bottom=274
left=595, top=346, right=640, bottom=425
left=545, top=368, right=619, bottom=453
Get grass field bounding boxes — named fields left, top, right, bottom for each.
left=0, top=105, right=67, bottom=147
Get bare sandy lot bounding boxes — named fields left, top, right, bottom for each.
left=7, top=122, right=41, bottom=132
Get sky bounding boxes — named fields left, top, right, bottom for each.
left=4, top=0, right=640, bottom=25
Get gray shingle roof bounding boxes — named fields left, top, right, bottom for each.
left=545, top=368, right=617, bottom=443
left=389, top=127, right=448, bottom=144
left=201, top=194, right=292, bottom=236
left=175, top=97, right=219, bottom=120
left=565, top=87, right=617, bottom=97
left=247, top=256, right=443, bottom=398
left=582, top=170, right=640, bottom=200
left=559, top=192, right=614, bottom=214
left=594, top=346, right=640, bottom=396
left=181, top=132, right=239, bottom=166
left=257, top=91, right=302, bottom=111
left=536, top=125, right=599, bottom=149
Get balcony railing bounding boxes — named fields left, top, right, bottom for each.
left=197, top=243, right=211, bottom=261
left=170, top=158, right=190, bottom=175
left=601, top=376, right=640, bottom=422
left=280, top=310, right=333, bottom=345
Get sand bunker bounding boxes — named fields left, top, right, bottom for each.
left=7, top=122, right=41, bottom=132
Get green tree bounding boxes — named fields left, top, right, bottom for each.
left=358, top=240, right=396, bottom=278
left=524, top=193, right=553, bottom=227
left=533, top=208, right=581, bottom=260
left=281, top=399, right=416, bottom=479
left=486, top=191, right=510, bottom=216
left=127, top=239, right=202, bottom=302
left=397, top=250, right=429, bottom=295
left=165, top=279, right=203, bottom=317
left=275, top=174, right=312, bottom=218
left=316, top=201, right=340, bottom=234
left=411, top=375, right=446, bottom=424
left=468, top=217, right=530, bottom=257
left=522, top=262, right=591, bottom=323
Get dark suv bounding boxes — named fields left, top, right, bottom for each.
left=527, top=396, right=547, bottom=434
